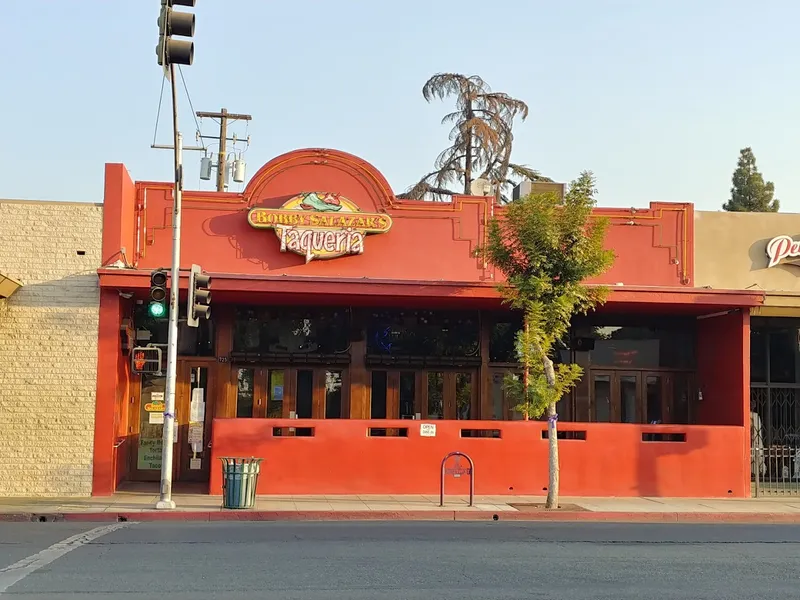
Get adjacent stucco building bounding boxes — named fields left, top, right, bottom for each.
left=0, top=200, right=103, bottom=497
left=695, top=210, right=800, bottom=494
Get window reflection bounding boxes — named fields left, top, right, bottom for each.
left=296, top=370, right=313, bottom=419
left=267, top=370, right=284, bottom=418
left=371, top=371, right=388, bottom=419
left=325, top=370, right=343, bottom=419
left=427, top=372, right=444, bottom=419
left=620, top=375, right=637, bottom=423
left=455, top=372, right=472, bottom=420
left=232, top=307, right=349, bottom=355
left=491, top=372, right=505, bottom=419
left=236, top=368, right=254, bottom=418
left=367, top=310, right=479, bottom=357
left=399, top=372, right=415, bottom=419
left=594, top=375, right=611, bottom=422
left=573, top=319, right=696, bottom=369
left=769, top=329, right=796, bottom=384
left=646, top=375, right=663, bottom=423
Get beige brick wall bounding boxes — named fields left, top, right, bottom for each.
left=0, top=200, right=103, bottom=497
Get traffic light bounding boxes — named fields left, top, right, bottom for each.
left=187, top=264, right=211, bottom=327
left=149, top=269, right=168, bottom=319
left=156, top=0, right=197, bottom=70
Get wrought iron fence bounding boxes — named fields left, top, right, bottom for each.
left=751, top=386, right=800, bottom=496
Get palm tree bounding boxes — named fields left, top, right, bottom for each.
left=400, top=73, right=550, bottom=202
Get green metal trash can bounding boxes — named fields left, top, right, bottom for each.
left=220, top=457, right=263, bottom=509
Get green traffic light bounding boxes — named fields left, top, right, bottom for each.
left=148, top=301, right=166, bottom=318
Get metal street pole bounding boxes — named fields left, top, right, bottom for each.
left=156, top=61, right=183, bottom=510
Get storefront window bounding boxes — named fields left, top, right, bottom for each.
left=769, top=329, right=797, bottom=384
left=325, top=370, right=344, bottom=419
left=370, top=371, right=388, bottom=419
left=750, top=329, right=767, bottom=383
left=399, top=372, right=416, bottom=419
left=573, top=318, right=696, bottom=370
left=232, top=307, right=349, bottom=355
left=490, top=313, right=523, bottom=363
left=455, top=372, right=472, bottom=420
left=134, top=303, right=215, bottom=357
left=267, top=370, right=285, bottom=418
left=427, top=372, right=444, bottom=419
left=235, top=368, right=255, bottom=418
left=366, top=310, right=479, bottom=358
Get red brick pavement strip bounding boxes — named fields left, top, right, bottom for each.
left=2, top=510, right=800, bottom=523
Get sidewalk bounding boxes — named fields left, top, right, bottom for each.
left=3, top=493, right=800, bottom=523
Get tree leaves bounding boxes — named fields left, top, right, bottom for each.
left=722, top=147, right=780, bottom=212
left=477, top=172, right=615, bottom=419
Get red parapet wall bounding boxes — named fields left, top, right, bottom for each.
left=209, top=419, right=747, bottom=498
left=102, top=149, right=694, bottom=290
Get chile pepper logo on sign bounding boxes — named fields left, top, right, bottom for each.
left=247, top=192, right=393, bottom=263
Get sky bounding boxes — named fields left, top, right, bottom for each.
left=1, top=0, right=798, bottom=211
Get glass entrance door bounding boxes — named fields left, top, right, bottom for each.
left=129, top=372, right=174, bottom=482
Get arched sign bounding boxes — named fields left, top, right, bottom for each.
left=247, top=192, right=393, bottom=263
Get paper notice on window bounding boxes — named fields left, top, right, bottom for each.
left=420, top=423, right=436, bottom=437
left=151, top=392, right=164, bottom=403
left=149, top=412, right=165, bottom=425
left=190, top=388, right=205, bottom=423
left=188, top=424, right=203, bottom=444
left=190, top=458, right=201, bottom=470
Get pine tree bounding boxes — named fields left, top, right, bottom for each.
left=723, top=147, right=779, bottom=212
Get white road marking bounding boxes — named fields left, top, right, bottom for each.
left=0, top=522, right=129, bottom=595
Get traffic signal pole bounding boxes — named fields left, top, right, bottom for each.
left=154, top=0, right=196, bottom=510
left=155, top=62, right=184, bottom=510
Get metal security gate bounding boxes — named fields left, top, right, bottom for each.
left=751, top=386, right=800, bottom=497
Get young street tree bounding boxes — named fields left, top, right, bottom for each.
left=479, top=172, right=615, bottom=508
left=400, top=73, right=549, bottom=203
left=723, top=147, right=780, bottom=212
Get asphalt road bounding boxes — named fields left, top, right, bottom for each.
left=1, top=521, right=800, bottom=599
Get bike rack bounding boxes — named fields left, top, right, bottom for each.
left=440, top=451, right=475, bottom=507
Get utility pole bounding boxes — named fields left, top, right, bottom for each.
left=154, top=0, right=197, bottom=511
left=196, top=108, right=252, bottom=192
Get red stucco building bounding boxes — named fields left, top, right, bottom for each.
left=93, top=148, right=763, bottom=498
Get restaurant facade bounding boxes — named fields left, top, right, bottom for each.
left=91, top=148, right=765, bottom=499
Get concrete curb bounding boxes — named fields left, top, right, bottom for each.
left=3, top=510, right=800, bottom=524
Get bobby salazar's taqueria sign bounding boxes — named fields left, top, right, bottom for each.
left=247, top=192, right=393, bottom=263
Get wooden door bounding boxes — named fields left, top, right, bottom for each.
left=590, top=370, right=645, bottom=423
left=369, top=370, right=420, bottom=420
left=177, top=361, right=215, bottom=483
left=230, top=365, right=348, bottom=421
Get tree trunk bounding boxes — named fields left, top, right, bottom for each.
left=522, top=317, right=530, bottom=421
left=542, top=355, right=559, bottom=509
left=464, top=104, right=473, bottom=195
